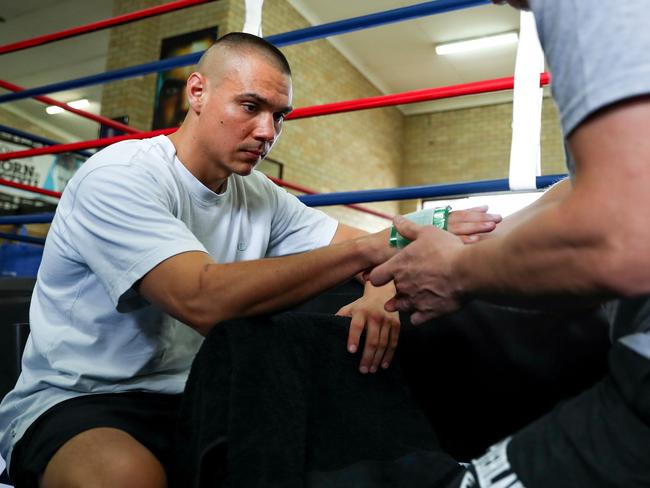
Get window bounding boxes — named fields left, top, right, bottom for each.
left=423, top=190, right=544, bottom=218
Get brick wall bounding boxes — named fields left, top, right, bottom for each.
left=400, top=97, right=565, bottom=213
left=101, top=0, right=229, bottom=131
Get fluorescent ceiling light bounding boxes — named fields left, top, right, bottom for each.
left=435, top=32, right=518, bottom=56
left=46, top=98, right=90, bottom=115
left=45, top=106, right=64, bottom=115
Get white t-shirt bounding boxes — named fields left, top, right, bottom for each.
left=0, top=135, right=338, bottom=469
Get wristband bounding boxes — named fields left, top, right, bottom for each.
left=389, top=206, right=451, bottom=248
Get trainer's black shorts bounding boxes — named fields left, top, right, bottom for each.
left=9, top=391, right=181, bottom=488
left=448, top=342, right=650, bottom=487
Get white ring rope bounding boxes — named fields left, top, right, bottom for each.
left=243, top=0, right=264, bottom=37
left=508, top=10, right=544, bottom=191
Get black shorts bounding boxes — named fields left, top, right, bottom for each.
left=448, top=342, right=650, bottom=487
left=9, top=391, right=182, bottom=488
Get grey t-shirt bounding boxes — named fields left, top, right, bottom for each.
left=532, top=0, right=650, bottom=140
left=530, top=0, right=650, bottom=359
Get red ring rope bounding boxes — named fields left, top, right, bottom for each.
left=0, top=80, right=138, bottom=134
left=0, top=74, right=551, bottom=221
left=0, top=0, right=216, bottom=56
left=0, top=177, right=62, bottom=198
left=0, top=129, right=175, bottom=161
left=287, top=73, right=550, bottom=120
left=0, top=73, right=551, bottom=162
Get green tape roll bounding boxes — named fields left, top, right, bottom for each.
left=389, top=206, right=451, bottom=248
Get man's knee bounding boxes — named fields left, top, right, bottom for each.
left=40, top=427, right=167, bottom=488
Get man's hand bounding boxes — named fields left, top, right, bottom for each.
left=447, top=206, right=501, bottom=243
left=336, top=281, right=400, bottom=374
left=362, top=226, right=398, bottom=264
left=369, top=216, right=465, bottom=325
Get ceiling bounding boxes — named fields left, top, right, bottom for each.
left=0, top=0, right=522, bottom=143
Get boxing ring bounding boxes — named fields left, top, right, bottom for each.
left=0, top=0, right=563, bottom=244
left=0, top=1, right=572, bottom=484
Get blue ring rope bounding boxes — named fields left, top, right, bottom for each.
left=0, top=175, right=566, bottom=229
left=0, top=0, right=490, bottom=104
left=298, top=175, right=567, bottom=206
left=0, top=231, right=46, bottom=246
left=267, top=0, right=490, bottom=46
left=0, top=213, right=55, bottom=224
left=0, top=124, right=93, bottom=158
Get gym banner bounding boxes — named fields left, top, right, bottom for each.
left=0, top=139, right=85, bottom=201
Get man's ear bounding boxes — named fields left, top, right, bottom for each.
left=186, top=72, right=206, bottom=113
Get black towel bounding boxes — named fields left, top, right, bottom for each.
left=174, top=311, right=462, bottom=488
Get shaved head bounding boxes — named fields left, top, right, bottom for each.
left=197, top=32, right=291, bottom=84
left=172, top=31, right=293, bottom=190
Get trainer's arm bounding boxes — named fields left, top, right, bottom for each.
left=371, top=97, right=650, bottom=322
left=138, top=231, right=391, bottom=336
left=459, top=98, right=650, bottom=297
left=488, top=178, right=571, bottom=238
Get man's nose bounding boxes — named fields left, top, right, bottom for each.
left=253, top=112, right=276, bottom=142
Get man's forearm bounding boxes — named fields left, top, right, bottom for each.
left=458, top=99, right=650, bottom=303
left=489, top=178, right=571, bottom=238
left=207, top=240, right=370, bottom=321
left=154, top=233, right=391, bottom=335
left=455, top=195, right=617, bottom=302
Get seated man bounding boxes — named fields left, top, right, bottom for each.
left=0, top=32, right=498, bottom=488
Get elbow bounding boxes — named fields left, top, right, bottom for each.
left=185, top=314, right=217, bottom=337
left=178, top=270, right=236, bottom=336
left=179, top=307, right=220, bottom=337
left=139, top=255, right=231, bottom=335
left=159, top=278, right=218, bottom=335
left=179, top=297, right=227, bottom=336
left=591, top=238, right=650, bottom=297
left=164, top=262, right=242, bottom=335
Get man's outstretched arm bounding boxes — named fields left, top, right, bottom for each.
left=138, top=230, right=393, bottom=336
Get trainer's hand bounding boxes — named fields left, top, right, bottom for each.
left=337, top=281, right=400, bottom=374
left=447, top=206, right=502, bottom=243
left=369, top=216, right=465, bottom=325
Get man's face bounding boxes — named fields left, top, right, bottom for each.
left=196, top=54, right=292, bottom=179
left=491, top=0, right=530, bottom=10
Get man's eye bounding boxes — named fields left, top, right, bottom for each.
left=243, top=103, right=256, bottom=112
left=274, top=113, right=285, bottom=122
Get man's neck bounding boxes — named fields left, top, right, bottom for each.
left=168, top=128, right=229, bottom=193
